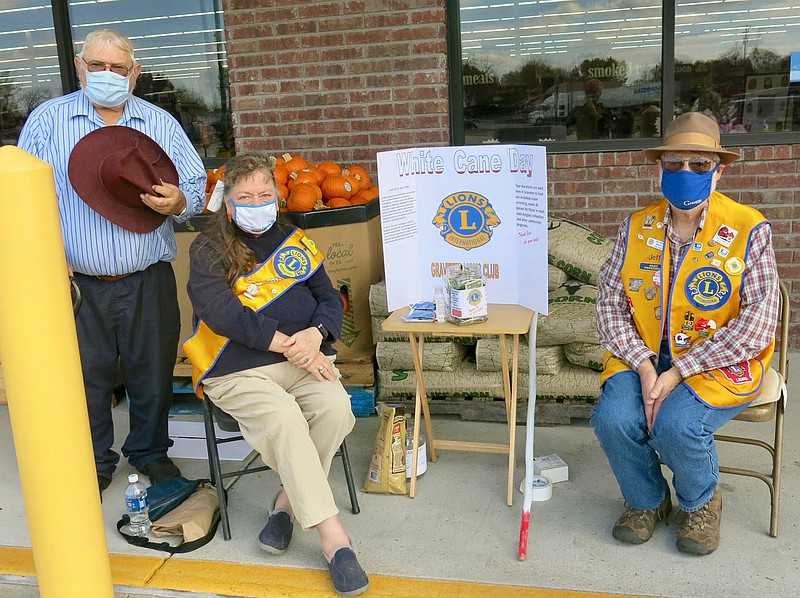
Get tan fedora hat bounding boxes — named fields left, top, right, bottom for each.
left=643, top=112, right=740, bottom=164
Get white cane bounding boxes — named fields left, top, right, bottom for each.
left=518, top=311, right=538, bottom=560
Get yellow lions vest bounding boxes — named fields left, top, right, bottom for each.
left=600, top=192, right=773, bottom=408
left=183, top=227, right=324, bottom=395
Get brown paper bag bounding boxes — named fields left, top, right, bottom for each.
left=151, top=484, right=219, bottom=542
left=362, top=403, right=407, bottom=494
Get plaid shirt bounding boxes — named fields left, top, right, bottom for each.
left=597, top=204, right=780, bottom=379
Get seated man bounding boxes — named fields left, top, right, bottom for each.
left=183, top=153, right=369, bottom=596
left=592, top=112, right=779, bottom=555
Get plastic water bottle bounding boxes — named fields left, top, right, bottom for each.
left=433, top=285, right=446, bottom=323
left=124, top=473, right=152, bottom=536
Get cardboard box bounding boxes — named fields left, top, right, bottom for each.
left=174, top=230, right=200, bottom=359
left=533, top=453, right=569, bottom=483
left=167, top=420, right=251, bottom=461
left=284, top=199, right=383, bottom=359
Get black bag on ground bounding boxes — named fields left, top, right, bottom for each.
left=116, top=477, right=222, bottom=554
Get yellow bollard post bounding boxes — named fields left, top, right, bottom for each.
left=0, top=146, right=114, bottom=597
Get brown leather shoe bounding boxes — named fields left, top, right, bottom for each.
left=675, top=489, right=722, bottom=556
left=612, top=493, right=672, bottom=544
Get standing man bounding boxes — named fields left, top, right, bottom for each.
left=592, top=112, right=779, bottom=555
left=17, top=29, right=206, bottom=495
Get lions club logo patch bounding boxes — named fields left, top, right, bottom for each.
left=274, top=247, right=311, bottom=279
left=431, top=191, right=500, bottom=251
left=686, top=267, right=731, bottom=310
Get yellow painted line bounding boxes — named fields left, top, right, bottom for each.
left=0, top=546, right=643, bottom=598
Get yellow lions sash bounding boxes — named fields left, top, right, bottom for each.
left=183, top=228, right=323, bottom=395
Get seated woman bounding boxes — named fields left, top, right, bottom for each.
left=183, top=153, right=369, bottom=596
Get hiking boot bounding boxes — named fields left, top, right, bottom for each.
left=675, top=490, right=722, bottom=556
left=612, top=493, right=672, bottom=545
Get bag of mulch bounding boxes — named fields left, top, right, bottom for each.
left=548, top=218, right=613, bottom=285
left=537, top=281, right=598, bottom=346
left=363, top=403, right=407, bottom=494
left=563, top=342, right=606, bottom=372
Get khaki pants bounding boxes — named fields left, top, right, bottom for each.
left=202, top=358, right=355, bottom=529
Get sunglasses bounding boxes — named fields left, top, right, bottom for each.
left=660, top=158, right=719, bottom=174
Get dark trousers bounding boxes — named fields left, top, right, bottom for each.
left=73, top=261, right=180, bottom=476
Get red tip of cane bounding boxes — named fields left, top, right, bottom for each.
left=518, top=511, right=531, bottom=560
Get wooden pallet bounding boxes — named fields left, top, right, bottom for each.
left=381, top=396, right=594, bottom=426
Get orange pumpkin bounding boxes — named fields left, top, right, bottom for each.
left=287, top=184, right=319, bottom=212
left=344, top=165, right=371, bottom=191
left=287, top=169, right=319, bottom=191
left=282, top=153, right=308, bottom=174
left=326, top=197, right=352, bottom=208
left=273, top=164, right=289, bottom=186
left=321, top=175, right=356, bottom=200
left=317, top=161, right=342, bottom=177
left=277, top=183, right=289, bottom=201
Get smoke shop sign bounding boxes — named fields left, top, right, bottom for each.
left=377, top=145, right=549, bottom=314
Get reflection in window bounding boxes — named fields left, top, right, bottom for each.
left=459, top=0, right=662, bottom=144
left=68, top=0, right=234, bottom=156
left=674, top=0, right=799, bottom=136
left=0, top=2, right=60, bottom=145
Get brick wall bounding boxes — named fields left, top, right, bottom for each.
left=222, top=1, right=799, bottom=348
left=223, top=0, right=450, bottom=165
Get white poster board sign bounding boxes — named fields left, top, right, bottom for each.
left=377, top=145, right=548, bottom=315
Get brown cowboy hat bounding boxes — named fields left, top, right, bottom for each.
left=642, top=112, right=740, bottom=164
left=68, top=126, right=178, bottom=233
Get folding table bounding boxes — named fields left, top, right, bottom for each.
left=381, top=303, right=533, bottom=505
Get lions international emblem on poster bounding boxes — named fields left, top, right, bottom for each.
left=431, top=191, right=501, bottom=251
left=274, top=247, right=310, bottom=279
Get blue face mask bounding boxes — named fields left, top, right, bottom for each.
left=83, top=69, right=132, bottom=108
left=660, top=164, right=719, bottom=211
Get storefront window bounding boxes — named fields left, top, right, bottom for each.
left=68, top=0, right=234, bottom=157
left=674, top=0, right=799, bottom=136
left=0, top=2, right=60, bottom=146
left=459, top=0, right=662, bottom=144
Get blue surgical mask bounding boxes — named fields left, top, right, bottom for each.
left=660, top=164, right=719, bottom=211
left=230, top=199, right=278, bottom=234
left=83, top=69, right=132, bottom=108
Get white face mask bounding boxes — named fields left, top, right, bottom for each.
left=83, top=69, right=132, bottom=108
left=230, top=199, right=278, bottom=234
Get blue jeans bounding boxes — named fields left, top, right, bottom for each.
left=591, top=344, right=749, bottom=512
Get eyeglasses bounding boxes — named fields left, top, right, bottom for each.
left=81, top=56, right=133, bottom=77
left=660, top=157, right=719, bottom=174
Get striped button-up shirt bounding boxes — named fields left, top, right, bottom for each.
left=17, top=90, right=206, bottom=277
left=597, top=204, right=780, bottom=379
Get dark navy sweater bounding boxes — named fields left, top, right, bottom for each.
left=186, top=223, right=344, bottom=379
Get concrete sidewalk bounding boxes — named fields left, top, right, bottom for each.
left=1, top=356, right=798, bottom=597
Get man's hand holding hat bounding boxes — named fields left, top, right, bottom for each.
left=141, top=180, right=187, bottom=216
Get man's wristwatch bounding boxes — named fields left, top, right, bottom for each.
left=315, top=323, right=329, bottom=341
